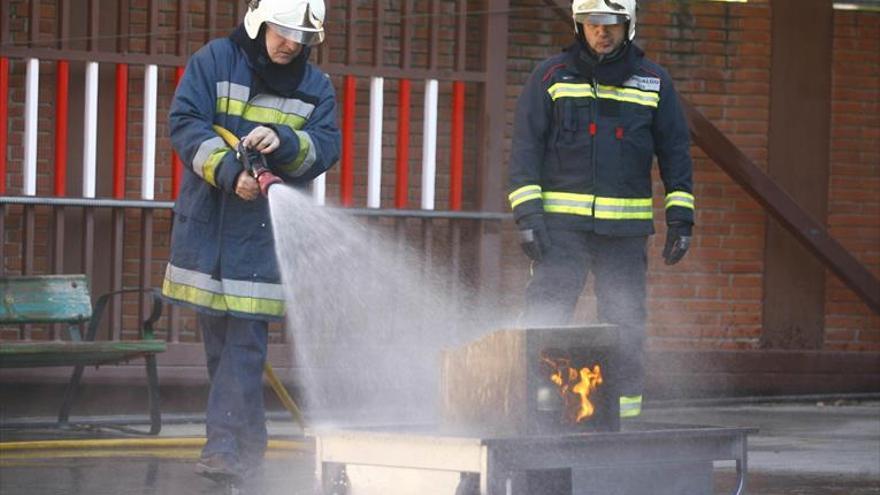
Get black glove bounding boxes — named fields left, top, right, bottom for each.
left=663, top=222, right=692, bottom=265
left=517, top=214, right=550, bottom=261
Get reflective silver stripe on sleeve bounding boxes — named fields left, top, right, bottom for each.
left=290, top=130, right=317, bottom=177
left=509, top=186, right=542, bottom=205
left=192, top=136, right=227, bottom=179
left=665, top=192, right=695, bottom=209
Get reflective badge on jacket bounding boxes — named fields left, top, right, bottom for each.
left=622, top=75, right=660, bottom=92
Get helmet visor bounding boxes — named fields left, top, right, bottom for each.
left=575, top=13, right=627, bottom=26
left=267, top=22, right=325, bottom=46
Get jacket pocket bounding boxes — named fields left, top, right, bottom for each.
left=553, top=99, right=592, bottom=175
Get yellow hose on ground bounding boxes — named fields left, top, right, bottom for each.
left=0, top=438, right=308, bottom=452
left=0, top=448, right=306, bottom=464
left=0, top=438, right=311, bottom=464
left=264, top=362, right=307, bottom=429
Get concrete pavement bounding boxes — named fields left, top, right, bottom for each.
left=645, top=399, right=880, bottom=494
left=1, top=398, right=878, bottom=494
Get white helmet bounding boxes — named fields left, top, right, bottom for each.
left=244, top=0, right=326, bottom=46
left=572, top=0, right=637, bottom=42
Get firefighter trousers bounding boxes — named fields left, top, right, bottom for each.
left=523, top=229, right=648, bottom=396
left=198, top=313, right=269, bottom=468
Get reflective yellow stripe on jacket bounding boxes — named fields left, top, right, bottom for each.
left=161, top=264, right=285, bottom=318
left=541, top=192, right=653, bottom=220
left=214, top=80, right=318, bottom=177
left=594, top=197, right=653, bottom=220
left=547, top=82, right=659, bottom=108
left=283, top=130, right=317, bottom=178
left=215, top=82, right=314, bottom=131
left=665, top=191, right=695, bottom=210
left=542, top=191, right=594, bottom=216
left=508, top=185, right=543, bottom=209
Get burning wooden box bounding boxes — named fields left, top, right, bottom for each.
left=315, top=324, right=754, bottom=495
left=440, top=325, right=620, bottom=436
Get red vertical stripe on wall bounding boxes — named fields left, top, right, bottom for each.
left=113, top=63, right=129, bottom=199
left=395, top=79, right=411, bottom=209
left=172, top=66, right=184, bottom=199
left=449, top=81, right=465, bottom=211
left=54, top=60, right=70, bottom=197
left=341, top=75, right=356, bottom=207
left=0, top=57, right=8, bottom=195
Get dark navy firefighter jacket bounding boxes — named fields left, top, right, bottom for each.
left=508, top=43, right=694, bottom=236
left=162, top=37, right=341, bottom=321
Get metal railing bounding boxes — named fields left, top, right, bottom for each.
left=0, top=195, right=509, bottom=345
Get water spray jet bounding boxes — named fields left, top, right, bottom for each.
left=264, top=187, right=754, bottom=494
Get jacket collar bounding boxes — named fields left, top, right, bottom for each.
left=565, top=41, right=643, bottom=86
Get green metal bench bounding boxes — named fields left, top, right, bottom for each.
left=0, top=274, right=167, bottom=434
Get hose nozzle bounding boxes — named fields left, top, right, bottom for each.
left=237, top=142, right=282, bottom=197
left=255, top=169, right=282, bottom=197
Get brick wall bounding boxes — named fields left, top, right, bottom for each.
left=2, top=0, right=877, bottom=351
left=825, top=10, right=880, bottom=351
left=642, top=0, right=771, bottom=350
left=500, top=0, right=879, bottom=351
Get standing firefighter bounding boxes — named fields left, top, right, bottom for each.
left=162, top=0, right=340, bottom=481
left=507, top=0, right=694, bottom=418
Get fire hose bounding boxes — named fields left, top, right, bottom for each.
left=263, top=361, right=306, bottom=428
left=212, top=125, right=306, bottom=429
left=212, top=125, right=282, bottom=197
left=0, top=437, right=309, bottom=457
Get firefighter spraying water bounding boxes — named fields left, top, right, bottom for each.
left=160, top=0, right=341, bottom=487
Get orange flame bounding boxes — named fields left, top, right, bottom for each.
left=540, top=352, right=603, bottom=424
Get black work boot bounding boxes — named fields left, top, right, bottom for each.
left=196, top=453, right=240, bottom=482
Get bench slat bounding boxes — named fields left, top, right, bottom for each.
left=0, top=341, right=167, bottom=368
left=0, top=275, right=93, bottom=324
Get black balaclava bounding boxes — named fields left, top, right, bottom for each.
left=570, top=21, right=643, bottom=86
left=230, top=23, right=310, bottom=97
